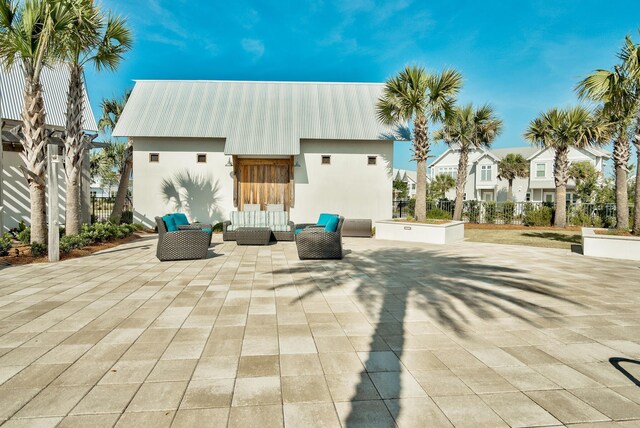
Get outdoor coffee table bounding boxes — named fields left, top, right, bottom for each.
left=235, top=227, right=272, bottom=245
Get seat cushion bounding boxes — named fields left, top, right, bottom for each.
left=201, top=228, right=212, bottom=234
left=267, top=211, right=289, bottom=227
left=317, top=213, right=338, bottom=226
left=172, top=213, right=190, bottom=226
left=295, top=228, right=304, bottom=235
left=230, top=211, right=267, bottom=227
left=325, top=216, right=339, bottom=232
left=162, top=215, right=178, bottom=232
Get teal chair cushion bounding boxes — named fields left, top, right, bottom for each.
left=295, top=228, right=304, bottom=235
left=317, top=213, right=337, bottom=226
left=324, top=216, right=339, bottom=232
left=162, top=215, right=178, bottom=232
left=201, top=228, right=212, bottom=234
left=172, top=213, right=190, bottom=226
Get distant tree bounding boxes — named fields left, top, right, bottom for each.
left=497, top=154, right=529, bottom=201
left=430, top=174, right=456, bottom=200
left=568, top=161, right=600, bottom=203
left=393, top=179, right=409, bottom=199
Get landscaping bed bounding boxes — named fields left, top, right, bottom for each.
left=465, top=227, right=581, bottom=249
left=582, top=228, right=640, bottom=261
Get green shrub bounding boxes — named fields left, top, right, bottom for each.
left=464, top=200, right=481, bottom=223
left=59, top=234, right=91, bottom=254
left=591, top=215, right=604, bottom=228
left=212, top=222, right=224, bottom=233
left=0, top=233, right=12, bottom=256
left=121, top=211, right=133, bottom=224
left=603, top=216, right=616, bottom=229
left=132, top=223, right=144, bottom=231
left=17, top=227, right=30, bottom=244
left=568, top=206, right=591, bottom=226
left=501, top=201, right=515, bottom=224
left=523, top=203, right=553, bottom=226
left=406, top=198, right=416, bottom=217
left=30, top=242, right=47, bottom=257
left=485, top=201, right=497, bottom=224
left=425, top=208, right=452, bottom=220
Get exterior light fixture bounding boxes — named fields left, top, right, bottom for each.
left=225, top=157, right=233, bottom=167
left=294, top=157, right=301, bottom=167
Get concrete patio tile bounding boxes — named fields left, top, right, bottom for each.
left=58, top=413, right=120, bottom=428
left=324, top=373, right=380, bottom=402
left=283, top=402, right=340, bottom=427
left=502, top=345, right=561, bottom=365
left=313, top=335, right=355, bottom=352
left=161, top=341, right=205, bottom=360
left=192, top=356, right=238, bottom=380
left=1, top=417, right=63, bottom=427
left=115, top=410, right=175, bottom=427
left=432, top=348, right=485, bottom=369
left=433, top=394, right=509, bottom=428
left=180, top=379, right=234, bottom=409
left=13, top=385, right=92, bottom=418
left=412, top=369, right=474, bottom=396
left=469, top=347, right=527, bottom=367
left=494, top=366, right=561, bottom=391
left=146, top=359, right=197, bottom=382
left=0, top=387, right=41, bottom=420
left=334, top=400, right=395, bottom=428
left=71, top=383, right=139, bottom=414
left=357, top=351, right=403, bottom=372
left=319, top=352, right=365, bottom=374
left=278, top=336, right=317, bottom=354
left=126, top=381, right=187, bottom=412
left=51, top=361, right=113, bottom=386
left=232, top=376, right=281, bottom=407
left=172, top=408, right=229, bottom=428
left=227, top=404, right=283, bottom=428
left=0, top=365, right=26, bottom=384
left=398, top=350, right=448, bottom=371
left=237, top=355, right=280, bottom=378
left=532, top=364, right=604, bottom=389
left=0, top=363, right=68, bottom=389
left=98, top=360, right=155, bottom=385
left=241, top=336, right=279, bottom=356
left=570, top=387, right=640, bottom=420
left=526, top=390, right=610, bottom=424
left=480, top=392, right=561, bottom=427
left=348, top=335, right=391, bottom=351
left=384, top=397, right=454, bottom=428
left=281, top=375, right=332, bottom=403
left=35, top=344, right=92, bottom=364
left=452, top=367, right=518, bottom=394
left=368, top=370, right=427, bottom=399
left=613, top=386, right=640, bottom=405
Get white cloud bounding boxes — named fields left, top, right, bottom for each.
left=241, top=38, right=265, bottom=59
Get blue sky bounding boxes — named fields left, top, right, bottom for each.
left=87, top=0, right=639, bottom=171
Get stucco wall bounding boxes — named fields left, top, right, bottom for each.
left=131, top=137, right=393, bottom=227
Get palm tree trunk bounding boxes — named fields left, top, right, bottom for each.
left=453, top=147, right=468, bottom=221
left=413, top=116, right=429, bottom=222
left=64, top=63, right=85, bottom=235
left=553, top=147, right=569, bottom=228
left=109, top=140, right=132, bottom=223
left=613, top=135, right=630, bottom=230
left=507, top=179, right=513, bottom=202
left=20, top=75, right=48, bottom=244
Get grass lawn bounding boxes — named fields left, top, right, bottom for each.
left=464, top=226, right=582, bottom=249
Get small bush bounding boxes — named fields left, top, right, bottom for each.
left=568, top=206, right=591, bottom=226
left=485, top=201, right=497, bottom=224
left=406, top=198, right=416, bottom=217
left=425, top=208, right=452, bottom=220
left=501, top=201, right=515, bottom=224
left=132, top=223, right=144, bottom=231
left=523, top=203, right=553, bottom=226
left=212, top=222, right=224, bottom=233
left=17, top=227, right=30, bottom=244
left=0, top=233, right=12, bottom=256
left=465, top=200, right=481, bottom=223
left=30, top=242, right=47, bottom=257
left=121, top=211, right=133, bottom=224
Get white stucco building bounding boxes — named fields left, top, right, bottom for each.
left=429, top=145, right=609, bottom=203
left=112, top=80, right=396, bottom=227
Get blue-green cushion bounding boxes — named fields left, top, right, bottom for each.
left=201, top=228, right=212, bottom=234
left=317, top=213, right=337, bottom=226
left=295, top=228, right=304, bottom=235
left=324, top=216, right=339, bottom=232
left=172, top=213, right=189, bottom=226
left=162, top=215, right=178, bottom=232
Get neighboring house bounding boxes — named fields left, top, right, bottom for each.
left=0, top=61, right=98, bottom=232
left=392, top=168, right=418, bottom=199
left=112, top=80, right=396, bottom=227
left=429, top=145, right=609, bottom=203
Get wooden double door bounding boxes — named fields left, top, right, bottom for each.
left=236, top=158, right=293, bottom=211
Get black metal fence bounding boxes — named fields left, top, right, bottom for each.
left=392, top=199, right=619, bottom=227
left=91, top=196, right=133, bottom=223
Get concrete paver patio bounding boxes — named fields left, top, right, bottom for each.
left=1, top=235, right=639, bottom=427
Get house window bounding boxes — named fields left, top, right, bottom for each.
left=480, top=165, right=492, bottom=181
left=463, top=193, right=467, bottom=201
left=437, top=166, right=457, bottom=179
left=411, top=183, right=416, bottom=190
left=321, top=155, right=331, bottom=165
left=149, top=153, right=159, bottom=162
left=197, top=154, right=207, bottom=163
left=526, top=192, right=531, bottom=202
left=367, top=156, right=377, bottom=165
left=536, top=163, right=545, bottom=178
left=57, top=146, right=64, bottom=156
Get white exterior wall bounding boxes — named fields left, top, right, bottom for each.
left=131, top=137, right=234, bottom=228
left=292, top=139, right=393, bottom=223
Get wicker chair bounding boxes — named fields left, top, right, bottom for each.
left=295, top=216, right=344, bottom=260
left=155, top=217, right=210, bottom=261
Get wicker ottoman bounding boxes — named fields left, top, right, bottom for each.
left=236, top=227, right=272, bottom=245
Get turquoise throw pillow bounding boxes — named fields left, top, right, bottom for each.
left=201, top=228, right=212, bottom=234
left=324, top=216, right=339, bottom=232
left=162, top=215, right=178, bottom=232
left=172, top=213, right=189, bottom=226
left=317, top=213, right=337, bottom=226
left=295, top=228, right=304, bottom=235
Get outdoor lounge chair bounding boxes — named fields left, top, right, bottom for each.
left=155, top=217, right=210, bottom=261
left=296, top=216, right=344, bottom=259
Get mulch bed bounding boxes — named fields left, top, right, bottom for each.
left=594, top=229, right=638, bottom=237
left=464, top=223, right=581, bottom=231
left=0, top=234, right=142, bottom=266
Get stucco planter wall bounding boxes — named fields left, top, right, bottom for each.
left=375, top=220, right=465, bottom=245
left=582, top=228, right=640, bottom=261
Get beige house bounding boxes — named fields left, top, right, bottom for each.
left=112, top=80, right=396, bottom=226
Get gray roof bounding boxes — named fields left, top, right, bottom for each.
left=490, top=147, right=538, bottom=159
left=112, top=80, right=395, bottom=155
left=1, top=60, right=97, bottom=132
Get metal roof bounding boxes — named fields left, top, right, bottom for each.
left=490, top=147, right=538, bottom=160
left=1, top=60, right=97, bottom=132
left=112, top=80, right=395, bottom=155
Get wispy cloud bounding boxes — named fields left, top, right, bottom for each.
left=241, top=38, right=265, bottom=59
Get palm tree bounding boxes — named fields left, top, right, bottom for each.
left=0, top=0, right=73, bottom=244
left=97, top=90, right=131, bottom=223
left=576, top=37, right=639, bottom=230
left=377, top=65, right=462, bottom=221
left=430, top=173, right=456, bottom=200
left=497, top=153, right=529, bottom=202
left=436, top=103, right=503, bottom=220
left=60, top=0, right=131, bottom=234
left=524, top=107, right=609, bottom=227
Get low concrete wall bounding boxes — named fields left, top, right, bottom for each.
left=375, top=220, right=464, bottom=245
left=582, top=228, right=640, bottom=261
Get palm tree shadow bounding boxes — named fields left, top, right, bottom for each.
left=271, top=246, right=582, bottom=426
left=160, top=170, right=224, bottom=224
left=522, top=232, right=581, bottom=244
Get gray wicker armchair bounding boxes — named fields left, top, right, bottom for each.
left=295, top=216, right=344, bottom=260
left=155, top=217, right=210, bottom=261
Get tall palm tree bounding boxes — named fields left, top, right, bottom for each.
left=60, top=0, right=131, bottom=234
left=377, top=65, right=462, bottom=221
left=97, top=89, right=131, bottom=223
left=0, top=0, right=72, bottom=244
left=577, top=38, right=639, bottom=230
left=436, top=103, right=503, bottom=220
left=497, top=153, right=529, bottom=202
left=524, top=107, right=609, bottom=227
